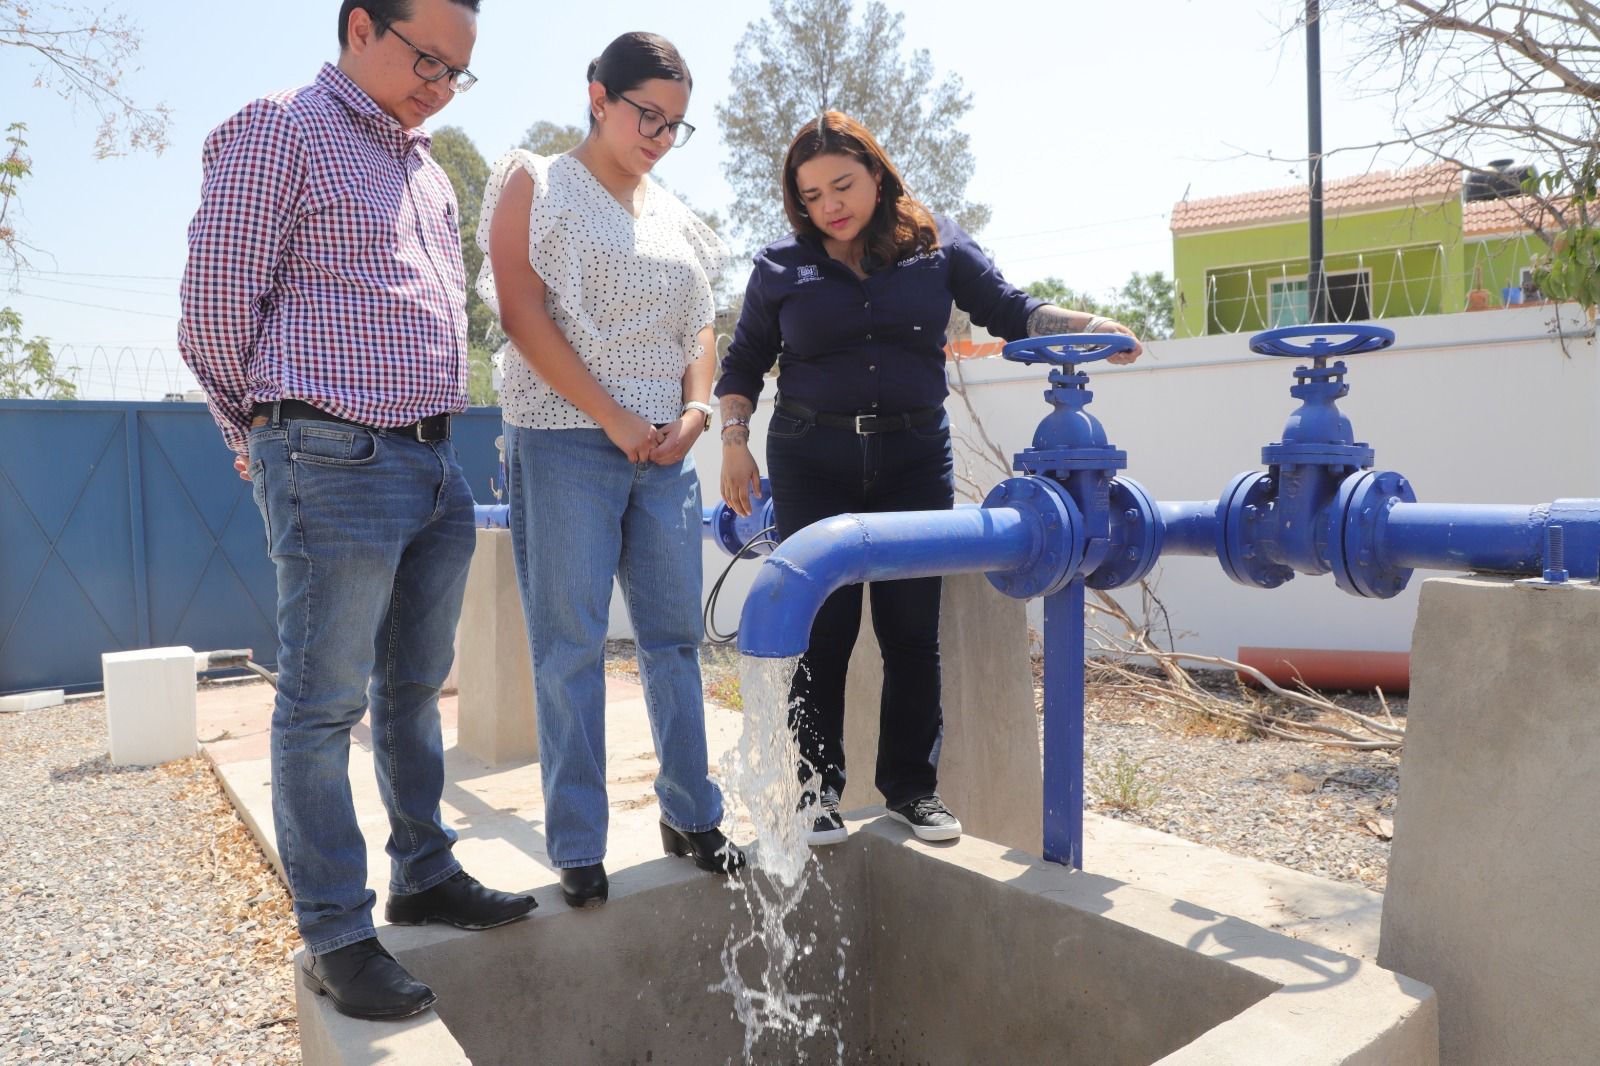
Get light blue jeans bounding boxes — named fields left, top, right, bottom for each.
left=505, top=425, right=724, bottom=868
left=248, top=416, right=472, bottom=954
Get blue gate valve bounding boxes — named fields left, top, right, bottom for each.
left=1219, top=324, right=1418, bottom=598
left=987, top=333, right=1163, bottom=595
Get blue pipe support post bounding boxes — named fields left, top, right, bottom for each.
left=996, top=333, right=1152, bottom=868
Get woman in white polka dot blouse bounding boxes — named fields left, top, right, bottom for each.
left=477, top=31, right=744, bottom=909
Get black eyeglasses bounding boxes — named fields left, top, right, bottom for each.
left=381, top=22, right=478, bottom=93
left=614, top=92, right=695, bottom=147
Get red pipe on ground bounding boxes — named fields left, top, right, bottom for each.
left=1236, top=646, right=1410, bottom=694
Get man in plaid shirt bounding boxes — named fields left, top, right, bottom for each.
left=179, top=0, right=534, bottom=1021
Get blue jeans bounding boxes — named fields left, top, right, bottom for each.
left=248, top=415, right=474, bottom=954
left=505, top=425, right=724, bottom=868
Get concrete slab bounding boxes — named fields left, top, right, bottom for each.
left=0, top=688, right=65, bottom=713
left=1381, top=576, right=1600, bottom=1065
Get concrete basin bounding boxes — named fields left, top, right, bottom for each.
left=298, top=815, right=1436, bottom=1065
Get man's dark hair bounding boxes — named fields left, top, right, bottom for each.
left=586, top=32, right=692, bottom=128
left=337, top=0, right=482, bottom=50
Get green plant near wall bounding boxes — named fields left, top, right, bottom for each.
left=1527, top=169, right=1599, bottom=315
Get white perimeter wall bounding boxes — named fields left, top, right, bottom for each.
left=609, top=305, right=1597, bottom=658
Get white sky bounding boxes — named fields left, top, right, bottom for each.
left=2, top=0, right=1432, bottom=398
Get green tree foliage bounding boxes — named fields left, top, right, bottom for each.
left=1528, top=168, right=1599, bottom=315
left=520, top=120, right=584, bottom=156
left=0, top=307, right=73, bottom=399
left=1025, top=271, right=1176, bottom=341
left=1, top=122, right=29, bottom=274
left=1112, top=271, right=1175, bottom=342
left=1025, top=277, right=1107, bottom=315
left=716, top=0, right=989, bottom=250
left=430, top=125, right=499, bottom=405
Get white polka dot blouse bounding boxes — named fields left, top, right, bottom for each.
left=476, top=149, right=729, bottom=430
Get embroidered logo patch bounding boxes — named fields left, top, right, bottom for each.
left=796, top=264, right=821, bottom=284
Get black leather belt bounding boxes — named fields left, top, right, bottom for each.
left=252, top=399, right=451, bottom=443
left=775, top=398, right=942, bottom=436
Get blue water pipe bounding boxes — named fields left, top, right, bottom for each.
left=733, top=323, right=1600, bottom=871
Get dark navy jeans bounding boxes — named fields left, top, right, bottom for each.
left=247, top=416, right=473, bottom=954
left=765, top=405, right=956, bottom=809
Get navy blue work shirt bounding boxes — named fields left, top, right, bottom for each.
left=715, top=215, right=1043, bottom=414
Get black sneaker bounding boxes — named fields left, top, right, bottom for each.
left=888, top=795, right=962, bottom=842
left=802, top=789, right=848, bottom=846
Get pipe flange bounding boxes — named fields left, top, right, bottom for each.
left=982, top=476, right=1085, bottom=600
left=1332, top=469, right=1416, bottom=598
left=713, top=495, right=778, bottom=559
left=1217, top=470, right=1296, bottom=589
left=1088, top=476, right=1166, bottom=590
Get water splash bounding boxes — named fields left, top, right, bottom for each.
left=714, top=654, right=845, bottom=1063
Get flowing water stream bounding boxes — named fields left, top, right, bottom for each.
left=712, top=654, right=849, bottom=1063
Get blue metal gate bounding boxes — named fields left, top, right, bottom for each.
left=0, top=401, right=505, bottom=695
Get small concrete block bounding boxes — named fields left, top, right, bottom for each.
left=102, top=646, right=199, bottom=766
left=0, top=689, right=66, bottom=713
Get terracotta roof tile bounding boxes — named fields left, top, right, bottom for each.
left=1462, top=195, right=1567, bottom=237
left=1171, top=163, right=1460, bottom=233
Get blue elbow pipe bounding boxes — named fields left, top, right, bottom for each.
left=737, top=507, right=1042, bottom=658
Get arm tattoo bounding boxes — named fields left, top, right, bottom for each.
left=719, top=394, right=754, bottom=447
left=1026, top=303, right=1091, bottom=337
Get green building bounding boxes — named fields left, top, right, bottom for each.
left=1170, top=163, right=1553, bottom=338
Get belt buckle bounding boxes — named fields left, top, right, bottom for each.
left=854, top=414, right=874, bottom=435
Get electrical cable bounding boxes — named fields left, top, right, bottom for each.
left=702, top=524, right=778, bottom=645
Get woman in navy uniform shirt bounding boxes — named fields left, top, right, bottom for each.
left=715, top=111, right=1142, bottom=845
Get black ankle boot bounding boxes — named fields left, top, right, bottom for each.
left=559, top=863, right=608, bottom=908
left=301, top=937, right=436, bottom=1021
left=660, top=821, right=747, bottom=873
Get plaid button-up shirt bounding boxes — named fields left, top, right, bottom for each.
left=179, top=64, right=469, bottom=455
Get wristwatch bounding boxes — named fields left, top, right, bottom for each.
left=683, top=401, right=715, bottom=428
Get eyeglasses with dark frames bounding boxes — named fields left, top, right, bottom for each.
left=614, top=92, right=695, bottom=147
left=380, top=21, right=478, bottom=93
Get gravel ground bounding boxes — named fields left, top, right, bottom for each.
left=0, top=698, right=298, bottom=1065
left=1079, top=682, right=1400, bottom=891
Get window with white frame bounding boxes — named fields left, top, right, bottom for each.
left=1268, top=270, right=1373, bottom=326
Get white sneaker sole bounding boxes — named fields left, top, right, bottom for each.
left=807, top=825, right=849, bottom=846
left=888, top=811, right=962, bottom=842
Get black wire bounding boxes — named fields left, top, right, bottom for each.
left=703, top=525, right=778, bottom=645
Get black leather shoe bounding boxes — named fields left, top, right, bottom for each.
left=301, top=938, right=436, bottom=1021
left=559, top=863, right=608, bottom=908
left=385, top=869, right=537, bottom=931
left=660, top=821, right=747, bottom=873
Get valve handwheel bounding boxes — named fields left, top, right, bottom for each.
left=1249, top=324, right=1395, bottom=360
left=1003, top=333, right=1137, bottom=366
